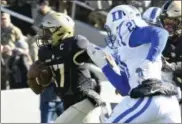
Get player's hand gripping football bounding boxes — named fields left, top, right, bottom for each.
left=27, top=60, right=53, bottom=94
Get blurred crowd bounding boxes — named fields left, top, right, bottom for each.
left=1, top=0, right=181, bottom=123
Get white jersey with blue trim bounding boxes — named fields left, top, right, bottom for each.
left=115, top=18, right=162, bottom=90
left=99, top=5, right=180, bottom=123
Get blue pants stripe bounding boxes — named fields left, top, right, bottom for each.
left=124, top=97, right=153, bottom=123
left=112, top=97, right=144, bottom=123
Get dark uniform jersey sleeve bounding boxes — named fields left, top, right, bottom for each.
left=76, top=64, right=104, bottom=106
left=73, top=35, right=105, bottom=106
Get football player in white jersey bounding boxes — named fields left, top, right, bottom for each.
left=86, top=5, right=181, bottom=123
left=142, top=6, right=182, bottom=102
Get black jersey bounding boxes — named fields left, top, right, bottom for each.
left=163, top=35, right=182, bottom=62
left=38, top=35, right=102, bottom=109
left=163, top=35, right=182, bottom=97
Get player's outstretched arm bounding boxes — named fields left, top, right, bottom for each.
left=87, top=45, right=130, bottom=96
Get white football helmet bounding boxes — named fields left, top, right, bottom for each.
left=142, top=7, right=162, bottom=26
left=104, top=5, right=141, bottom=49
left=160, top=0, right=181, bottom=36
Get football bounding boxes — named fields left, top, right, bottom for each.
left=27, top=60, right=53, bottom=87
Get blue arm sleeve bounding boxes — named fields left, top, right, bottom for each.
left=102, top=64, right=130, bottom=96
left=129, top=26, right=169, bottom=61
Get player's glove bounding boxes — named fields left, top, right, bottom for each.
left=86, top=45, right=107, bottom=68
left=87, top=44, right=120, bottom=73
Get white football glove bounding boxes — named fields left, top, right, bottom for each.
left=87, top=44, right=120, bottom=73
left=87, top=44, right=107, bottom=68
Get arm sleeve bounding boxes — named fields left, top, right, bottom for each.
left=81, top=89, right=104, bottom=106
left=129, top=26, right=169, bottom=61
left=102, top=64, right=130, bottom=96
left=87, top=63, right=102, bottom=94
left=76, top=67, right=104, bottom=106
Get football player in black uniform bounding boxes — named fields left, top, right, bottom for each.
left=160, top=1, right=182, bottom=104
left=161, top=1, right=182, bottom=62
left=28, top=12, right=106, bottom=123
left=160, top=1, right=182, bottom=92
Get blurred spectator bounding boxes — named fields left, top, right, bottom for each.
left=28, top=0, right=55, bottom=62
left=6, top=40, right=31, bottom=89
left=1, top=12, right=24, bottom=50
left=1, top=46, right=8, bottom=90
left=128, top=0, right=145, bottom=12
left=70, top=1, right=90, bottom=23
left=52, top=0, right=68, bottom=14
left=58, top=1, right=68, bottom=14
left=33, top=0, right=55, bottom=31
left=85, top=1, right=108, bottom=30
left=112, top=0, right=128, bottom=8
left=150, top=0, right=165, bottom=7
left=85, top=0, right=112, bottom=10
left=1, top=0, right=8, bottom=6
left=1, top=12, right=29, bottom=89
left=88, top=11, right=106, bottom=30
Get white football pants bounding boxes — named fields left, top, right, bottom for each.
left=106, top=95, right=181, bottom=123
left=54, top=99, right=103, bottom=123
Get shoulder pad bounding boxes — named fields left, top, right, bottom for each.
left=76, top=35, right=90, bottom=49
